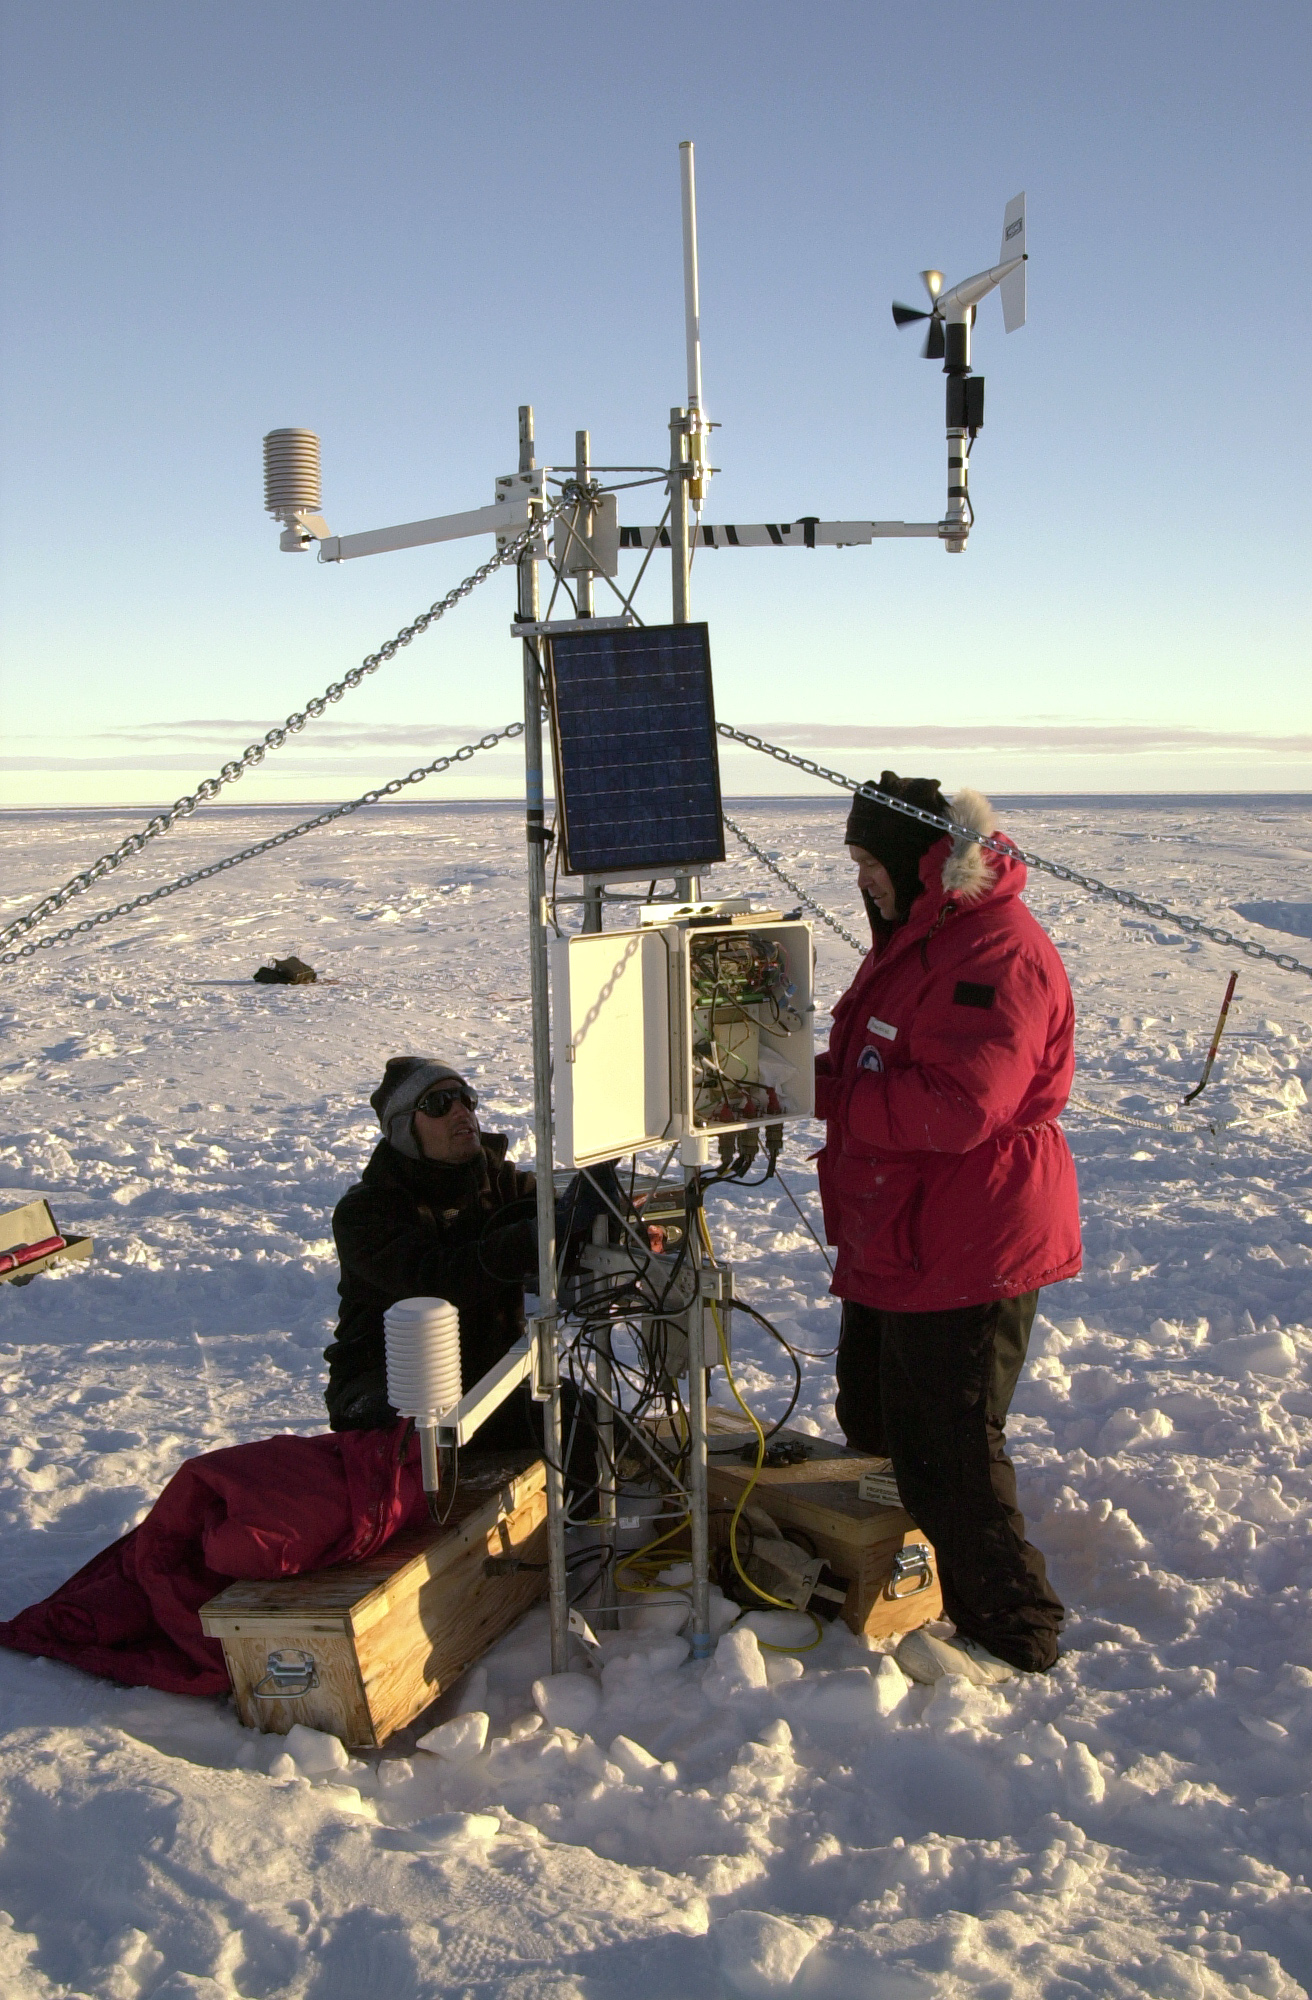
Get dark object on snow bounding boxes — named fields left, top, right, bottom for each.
left=253, top=955, right=317, bottom=985
left=739, top=1437, right=812, bottom=1468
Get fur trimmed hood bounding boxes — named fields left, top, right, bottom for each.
left=940, top=787, right=1001, bottom=902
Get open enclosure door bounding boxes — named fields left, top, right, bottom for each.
left=551, top=929, right=676, bottom=1166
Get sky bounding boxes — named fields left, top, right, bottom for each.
left=1, top=0, right=1308, bottom=809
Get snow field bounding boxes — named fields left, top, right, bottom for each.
left=0, top=794, right=1310, bottom=1997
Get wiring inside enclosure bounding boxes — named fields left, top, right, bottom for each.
left=689, top=931, right=805, bottom=1126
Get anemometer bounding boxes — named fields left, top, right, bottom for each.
left=891, top=191, right=1028, bottom=551
left=262, top=146, right=1031, bottom=1674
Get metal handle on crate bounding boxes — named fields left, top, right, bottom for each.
left=888, top=1543, right=933, bottom=1598
left=252, top=1647, right=319, bottom=1700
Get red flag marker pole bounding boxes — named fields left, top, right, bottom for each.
left=1183, top=972, right=1238, bottom=1104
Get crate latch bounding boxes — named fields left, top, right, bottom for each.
left=888, top=1543, right=933, bottom=1598
left=252, top=1647, right=319, bottom=1700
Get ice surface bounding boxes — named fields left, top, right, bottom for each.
left=531, top=1671, right=601, bottom=1730
left=284, top=1721, right=350, bottom=1774
left=711, top=1907, right=817, bottom=1995
left=704, top=1624, right=770, bottom=1703
left=1, top=796, right=1311, bottom=1996
left=416, top=1708, right=489, bottom=1763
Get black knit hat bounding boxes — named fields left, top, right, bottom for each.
left=845, top=770, right=951, bottom=918
left=370, top=1055, right=468, bottom=1159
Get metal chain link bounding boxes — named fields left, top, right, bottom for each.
left=722, top=812, right=866, bottom=952
left=1, top=723, right=525, bottom=966
left=717, top=725, right=1312, bottom=981
left=1065, top=1091, right=1231, bottom=1136
left=1, top=504, right=564, bottom=952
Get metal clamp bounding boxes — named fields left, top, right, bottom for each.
left=888, top=1543, right=934, bottom=1598
left=251, top=1647, right=319, bottom=1700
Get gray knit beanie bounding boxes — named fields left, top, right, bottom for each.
left=370, top=1056, right=469, bottom=1160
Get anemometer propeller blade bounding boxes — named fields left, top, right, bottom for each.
left=891, top=193, right=1026, bottom=352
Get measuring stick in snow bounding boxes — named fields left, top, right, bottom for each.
left=1182, top=972, right=1238, bottom=1104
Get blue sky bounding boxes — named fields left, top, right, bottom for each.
left=1, top=1, right=1308, bottom=805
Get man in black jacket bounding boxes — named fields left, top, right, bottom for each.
left=326, top=1055, right=546, bottom=1439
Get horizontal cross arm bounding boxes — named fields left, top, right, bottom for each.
left=618, top=519, right=944, bottom=550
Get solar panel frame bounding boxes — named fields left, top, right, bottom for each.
left=544, top=622, right=727, bottom=878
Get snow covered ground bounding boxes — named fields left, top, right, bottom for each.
left=1, top=791, right=1310, bottom=2000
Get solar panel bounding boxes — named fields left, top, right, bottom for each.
left=544, top=622, right=726, bottom=878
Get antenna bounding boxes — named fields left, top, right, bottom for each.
left=679, top=141, right=711, bottom=508
left=679, top=141, right=703, bottom=415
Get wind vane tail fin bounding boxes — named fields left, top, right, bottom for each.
left=1000, top=192, right=1026, bottom=332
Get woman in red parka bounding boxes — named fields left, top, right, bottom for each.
left=815, top=772, right=1080, bottom=1681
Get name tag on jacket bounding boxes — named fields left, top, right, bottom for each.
left=866, top=1017, right=897, bottom=1041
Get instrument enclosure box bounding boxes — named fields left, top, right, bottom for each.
left=552, top=917, right=814, bottom=1166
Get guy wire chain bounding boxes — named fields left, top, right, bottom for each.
left=1, top=722, right=525, bottom=966
left=717, top=725, right=1312, bottom=982
left=721, top=812, right=866, bottom=953
left=0, top=501, right=567, bottom=952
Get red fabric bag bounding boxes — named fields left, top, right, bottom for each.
left=0, top=1424, right=428, bottom=1696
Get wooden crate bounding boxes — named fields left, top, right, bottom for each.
left=703, top=1408, right=943, bottom=1640
left=0, top=1195, right=92, bottom=1287
left=200, top=1453, right=547, bottom=1750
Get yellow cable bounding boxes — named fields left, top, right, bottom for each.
left=697, top=1207, right=822, bottom=1654
left=613, top=1510, right=693, bottom=1595
left=613, top=1408, right=691, bottom=1597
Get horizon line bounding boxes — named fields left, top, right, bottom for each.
left=3, top=788, right=1311, bottom=816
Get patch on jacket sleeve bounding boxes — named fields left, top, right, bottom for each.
left=953, top=980, right=995, bottom=1010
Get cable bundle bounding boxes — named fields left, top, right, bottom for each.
left=546, top=1163, right=810, bottom=1643
left=689, top=932, right=803, bottom=1125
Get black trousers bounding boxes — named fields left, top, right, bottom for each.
left=835, top=1293, right=1064, bottom=1672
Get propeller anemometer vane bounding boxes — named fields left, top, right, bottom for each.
left=891, top=194, right=1027, bottom=365
left=888, top=194, right=1027, bottom=552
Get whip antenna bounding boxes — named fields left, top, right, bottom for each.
left=679, top=141, right=712, bottom=505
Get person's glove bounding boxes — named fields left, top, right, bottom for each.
left=479, top=1215, right=541, bottom=1282
left=555, top=1161, right=625, bottom=1247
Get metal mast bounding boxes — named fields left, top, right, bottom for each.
left=674, top=142, right=713, bottom=1661
left=518, top=404, right=571, bottom=1674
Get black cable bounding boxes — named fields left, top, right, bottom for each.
left=705, top=1298, right=804, bottom=1449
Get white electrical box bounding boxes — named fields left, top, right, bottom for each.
left=552, top=916, right=814, bottom=1167
left=551, top=926, right=677, bottom=1165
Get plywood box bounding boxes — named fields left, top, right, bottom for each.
left=702, top=1408, right=943, bottom=1640
left=0, top=1195, right=92, bottom=1286
left=200, top=1453, right=547, bottom=1750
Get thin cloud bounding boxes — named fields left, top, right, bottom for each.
left=745, top=724, right=1312, bottom=755
left=0, top=752, right=522, bottom=773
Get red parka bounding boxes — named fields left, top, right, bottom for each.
left=815, top=790, right=1081, bottom=1311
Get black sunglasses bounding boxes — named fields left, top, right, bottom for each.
left=415, top=1085, right=478, bottom=1120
